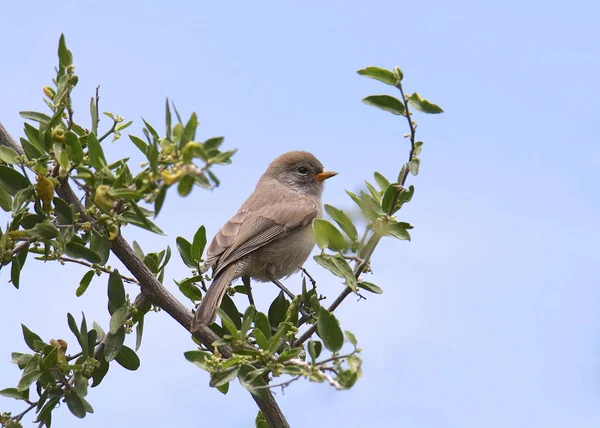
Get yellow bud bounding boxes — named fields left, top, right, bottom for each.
left=161, top=169, right=183, bottom=185
left=94, top=185, right=115, bottom=211
left=51, top=126, right=65, bottom=143
left=36, top=173, right=55, bottom=209
left=43, top=86, right=56, bottom=99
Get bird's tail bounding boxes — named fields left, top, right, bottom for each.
left=191, top=264, right=237, bottom=332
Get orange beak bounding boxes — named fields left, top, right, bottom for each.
left=315, top=171, right=338, bottom=182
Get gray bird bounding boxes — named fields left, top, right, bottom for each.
left=191, top=151, right=337, bottom=331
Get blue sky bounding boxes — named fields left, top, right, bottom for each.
left=1, top=0, right=599, bottom=427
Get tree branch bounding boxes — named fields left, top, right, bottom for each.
left=0, top=121, right=290, bottom=428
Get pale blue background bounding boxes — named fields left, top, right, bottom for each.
left=1, top=1, right=599, bottom=427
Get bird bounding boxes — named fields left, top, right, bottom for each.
left=190, top=151, right=337, bottom=332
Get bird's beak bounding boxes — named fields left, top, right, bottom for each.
left=315, top=171, right=338, bottom=182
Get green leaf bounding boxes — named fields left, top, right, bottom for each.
left=175, top=277, right=203, bottom=302
left=104, top=327, right=125, bottom=362
left=120, top=205, right=165, bottom=235
left=53, top=197, right=74, bottom=224
left=0, top=146, right=20, bottom=164
left=17, top=368, right=42, bottom=392
left=184, top=350, right=212, bottom=370
left=26, top=219, right=58, bottom=239
left=217, top=308, right=240, bottom=339
left=313, top=218, right=348, bottom=251
left=313, top=254, right=357, bottom=291
left=408, top=92, right=444, bottom=114
left=20, top=111, right=51, bottom=124
left=108, top=270, right=126, bottom=315
left=129, top=135, right=148, bottom=155
left=307, top=340, right=322, bottom=363
left=65, top=390, right=86, bottom=418
left=409, top=157, right=420, bottom=176
left=90, top=233, right=110, bottom=265
left=0, top=166, right=30, bottom=195
left=256, top=411, right=269, bottom=428
left=357, top=66, right=399, bottom=86
left=0, top=185, right=11, bottom=211
left=86, top=133, right=105, bottom=169
left=64, top=131, right=83, bottom=164
left=394, top=66, right=404, bottom=81
left=381, top=183, right=405, bottom=214
left=135, top=315, right=144, bottom=351
left=67, top=313, right=81, bottom=345
left=20, top=138, right=43, bottom=161
left=110, top=307, right=128, bottom=334
left=65, top=242, right=102, bottom=264
left=373, top=171, right=391, bottom=191
left=58, top=34, right=73, bottom=67
left=176, top=236, right=196, bottom=268
left=90, top=97, right=99, bottom=135
left=345, top=330, right=358, bottom=346
left=192, top=225, right=207, bottom=265
left=91, top=357, right=109, bottom=387
left=178, top=175, right=194, bottom=197
left=210, top=366, right=239, bottom=388
left=387, top=222, right=412, bottom=241
left=357, top=281, right=383, bottom=294
left=317, top=307, right=343, bottom=353
left=115, top=346, right=140, bottom=370
left=22, top=324, right=44, bottom=352
left=76, top=271, right=95, bottom=297
left=268, top=291, right=289, bottom=328
left=240, top=305, right=256, bottom=337
left=362, top=95, right=405, bottom=115
left=0, top=387, right=28, bottom=400
left=414, top=141, right=423, bottom=156
left=154, top=184, right=167, bottom=217
left=11, top=256, right=21, bottom=288
left=254, top=328, right=268, bottom=350
left=254, top=312, right=271, bottom=341
left=216, top=382, right=229, bottom=395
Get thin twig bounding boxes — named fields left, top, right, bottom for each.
left=298, top=265, right=317, bottom=289
left=242, top=275, right=255, bottom=306
left=396, top=80, right=416, bottom=186
left=11, top=401, right=37, bottom=422
left=56, top=256, right=139, bottom=283
left=257, top=375, right=302, bottom=392
left=286, top=359, right=343, bottom=390
left=98, top=119, right=117, bottom=143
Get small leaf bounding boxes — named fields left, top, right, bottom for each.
left=176, top=236, right=196, bottom=268
left=17, top=369, right=42, bottom=392
left=115, top=346, right=140, bottom=370
left=408, top=92, right=444, bottom=114
left=0, top=146, right=20, bottom=164
left=357, top=66, right=398, bottom=86
left=409, top=157, right=420, bottom=176
left=313, top=254, right=357, bottom=291
left=357, top=281, right=383, bottom=294
left=58, top=34, right=73, bottom=67
left=308, top=340, right=323, bottom=363
left=313, top=218, right=348, bottom=251
left=373, top=171, right=391, bottom=191
left=413, top=141, right=423, bottom=156
left=154, top=185, right=167, bottom=217
left=110, top=307, right=128, bottom=334
left=0, top=185, right=12, bottom=211
left=26, top=219, right=59, bottom=239
left=91, top=357, right=109, bottom=387
left=64, top=131, right=84, bottom=164
left=65, top=390, right=86, bottom=418
left=387, top=222, right=412, bottom=241
left=0, top=166, right=30, bottom=195
left=104, top=327, right=125, bottom=362
left=53, top=197, right=74, bottom=224
left=90, top=234, right=111, bottom=265
left=240, top=305, right=256, bottom=337
left=65, top=242, right=102, bottom=264
left=210, top=366, right=239, bottom=387
left=75, top=271, right=95, bottom=297
left=317, top=307, right=343, bottom=353
left=254, top=312, right=271, bottom=341
left=0, top=387, right=28, bottom=399
left=177, top=175, right=194, bottom=197
left=192, top=225, right=207, bottom=265
left=362, top=95, right=405, bottom=115
left=107, top=270, right=126, bottom=315
left=135, top=315, right=144, bottom=351
left=184, top=350, right=212, bottom=370
left=268, top=291, right=289, bottom=328
left=86, top=133, right=105, bottom=169
left=21, top=325, right=44, bottom=352
left=324, top=205, right=358, bottom=240
left=20, top=111, right=51, bottom=124
left=345, top=330, right=358, bottom=346
left=128, top=135, right=148, bottom=154
left=217, top=308, right=240, bottom=339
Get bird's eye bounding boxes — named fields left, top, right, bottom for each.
left=296, top=166, right=308, bottom=176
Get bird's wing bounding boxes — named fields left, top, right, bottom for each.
left=205, top=197, right=318, bottom=277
